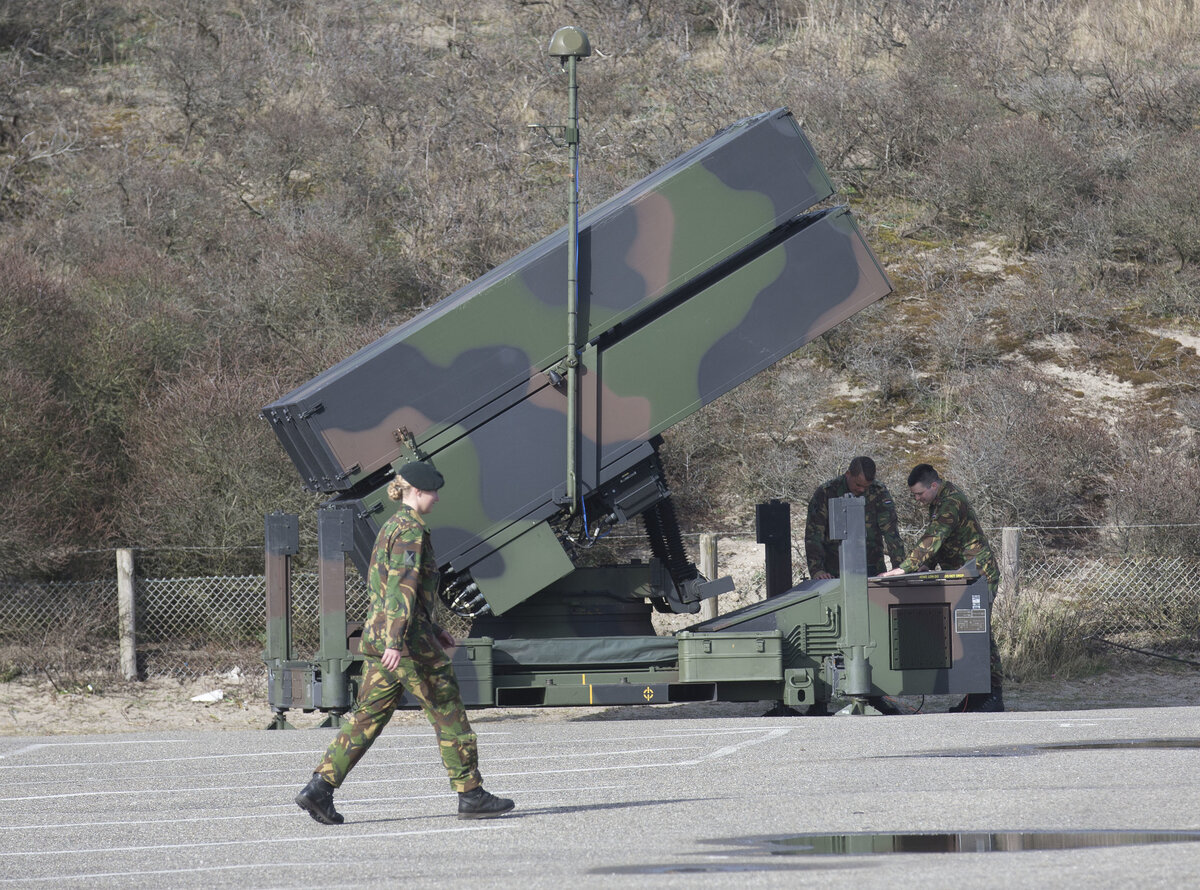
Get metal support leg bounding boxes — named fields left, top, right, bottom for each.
left=264, top=513, right=298, bottom=728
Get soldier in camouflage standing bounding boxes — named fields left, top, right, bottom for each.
left=295, top=461, right=515, bottom=824
left=881, top=463, right=1005, bottom=713
left=805, top=456, right=905, bottom=579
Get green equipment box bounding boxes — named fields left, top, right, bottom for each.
left=400, top=637, right=494, bottom=708
left=450, top=637, right=494, bottom=707
left=677, top=631, right=783, bottom=683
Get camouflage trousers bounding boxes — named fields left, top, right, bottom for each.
left=986, top=584, right=1004, bottom=690
left=314, top=635, right=482, bottom=793
left=988, top=632, right=1004, bottom=690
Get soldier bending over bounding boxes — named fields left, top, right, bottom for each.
left=881, top=463, right=1004, bottom=712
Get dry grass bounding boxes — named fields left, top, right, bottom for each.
left=993, top=588, right=1108, bottom=682
left=1076, top=0, right=1200, bottom=56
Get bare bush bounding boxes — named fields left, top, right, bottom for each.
left=848, top=4, right=1005, bottom=180
left=663, top=357, right=851, bottom=525
left=0, top=0, right=139, bottom=68
left=894, top=246, right=1005, bottom=374
left=1138, top=266, right=1200, bottom=322
left=1115, top=133, right=1200, bottom=269
left=1005, top=248, right=1120, bottom=341
left=116, top=350, right=320, bottom=576
left=147, top=1, right=280, bottom=151
left=1083, top=0, right=1200, bottom=133
left=924, top=117, right=1096, bottom=250
left=0, top=369, right=96, bottom=577
left=111, top=158, right=223, bottom=256
left=1105, top=414, right=1200, bottom=557
left=0, top=249, right=116, bottom=576
left=662, top=409, right=731, bottom=526
left=0, top=64, right=82, bottom=219
left=941, top=367, right=1113, bottom=533
left=813, top=301, right=925, bottom=403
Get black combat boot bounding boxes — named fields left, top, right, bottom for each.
left=296, top=773, right=344, bottom=825
left=457, top=786, right=515, bottom=820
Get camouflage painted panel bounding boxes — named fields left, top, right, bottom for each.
left=593, top=207, right=889, bottom=453
left=334, top=206, right=891, bottom=613
left=264, top=109, right=835, bottom=493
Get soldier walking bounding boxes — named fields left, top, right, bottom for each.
left=882, top=463, right=1005, bottom=712
left=804, top=456, right=906, bottom=579
left=295, top=461, right=515, bottom=824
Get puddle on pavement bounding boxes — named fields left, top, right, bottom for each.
left=919, top=738, right=1200, bottom=758
left=599, top=863, right=819, bottom=874
left=595, top=861, right=864, bottom=876
left=1045, top=738, right=1200, bottom=751
left=764, top=830, right=1200, bottom=855
left=594, top=830, right=1200, bottom=874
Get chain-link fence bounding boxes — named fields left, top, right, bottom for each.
left=0, top=571, right=370, bottom=679
left=1021, top=554, right=1200, bottom=642
left=0, top=579, right=118, bottom=638
left=0, top=579, right=119, bottom=678
left=2, top=535, right=1198, bottom=678
left=136, top=573, right=366, bottom=675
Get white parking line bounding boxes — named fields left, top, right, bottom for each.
left=0, top=823, right=500, bottom=859
left=702, top=727, right=792, bottom=760
left=7, top=744, right=710, bottom=789
left=0, top=739, right=189, bottom=761
left=0, top=728, right=789, bottom=804
left=0, top=728, right=722, bottom=771
left=987, top=716, right=1135, bottom=724
left=0, top=862, right=287, bottom=885
left=0, top=784, right=626, bottom=832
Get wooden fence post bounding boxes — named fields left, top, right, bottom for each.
left=117, top=548, right=139, bottom=681
left=1001, top=527, right=1020, bottom=604
left=699, top=533, right=718, bottom=621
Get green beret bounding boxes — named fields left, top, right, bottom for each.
left=398, top=461, right=445, bottom=491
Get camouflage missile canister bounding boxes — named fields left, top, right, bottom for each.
left=264, top=108, right=893, bottom=615
left=262, top=108, right=835, bottom=494
left=325, top=202, right=890, bottom=612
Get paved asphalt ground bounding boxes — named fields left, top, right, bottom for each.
left=1, top=705, right=1198, bottom=889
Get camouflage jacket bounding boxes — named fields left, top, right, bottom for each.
left=804, top=476, right=905, bottom=577
left=899, top=480, right=1000, bottom=593
left=360, top=504, right=441, bottom=657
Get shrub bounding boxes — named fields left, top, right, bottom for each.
left=1115, top=133, right=1200, bottom=268
left=924, top=117, right=1097, bottom=250
left=1105, top=414, right=1200, bottom=557
left=1004, top=248, right=1121, bottom=341
left=992, top=587, right=1105, bottom=682
left=115, top=351, right=321, bottom=576
left=941, top=367, right=1113, bottom=533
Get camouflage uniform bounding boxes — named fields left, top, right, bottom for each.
left=899, top=480, right=1003, bottom=688
left=313, top=503, right=482, bottom=794
left=898, top=480, right=1000, bottom=595
left=805, top=477, right=905, bottom=577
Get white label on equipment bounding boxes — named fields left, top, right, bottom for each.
left=955, top=609, right=988, bottom=633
